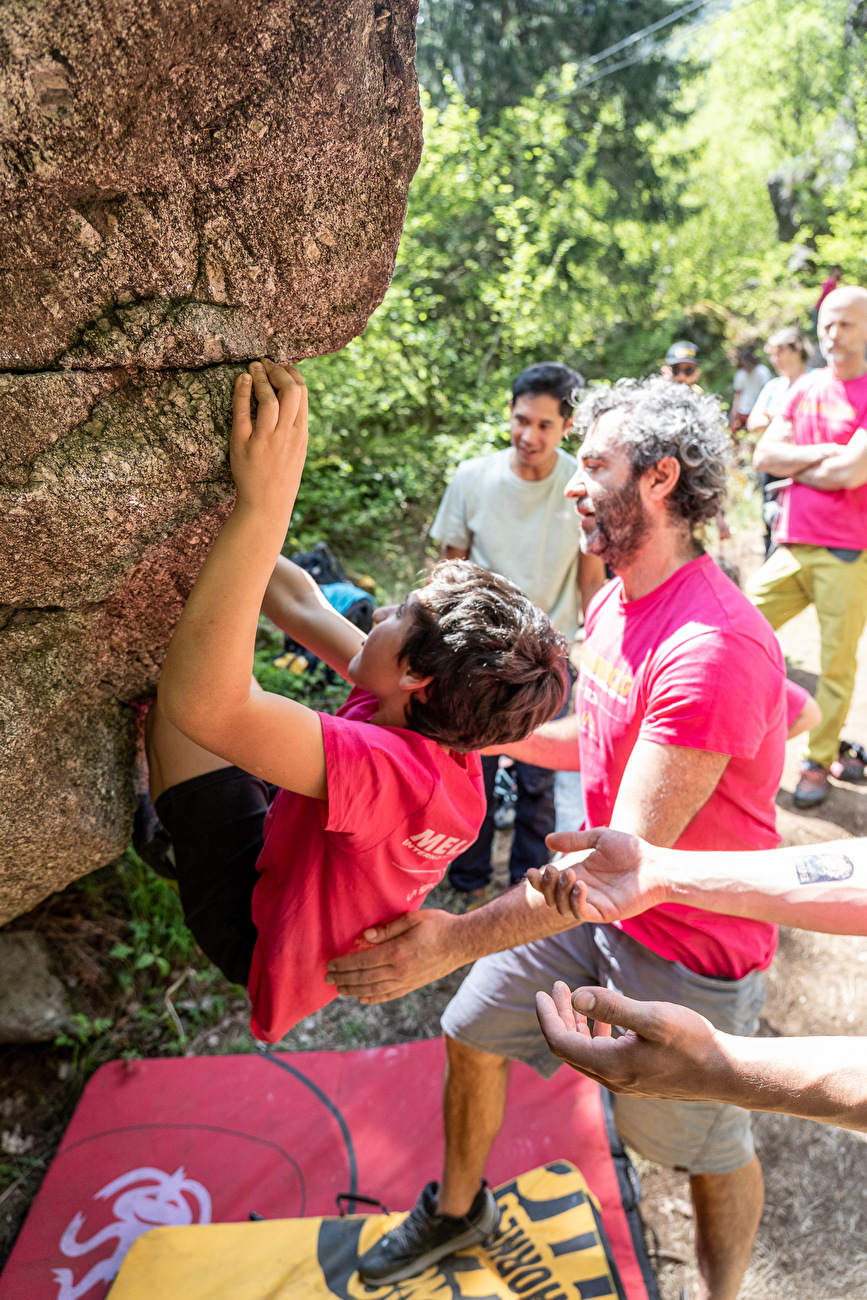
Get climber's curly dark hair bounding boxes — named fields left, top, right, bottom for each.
left=400, top=560, right=568, bottom=753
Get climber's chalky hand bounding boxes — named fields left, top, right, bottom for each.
left=230, top=359, right=308, bottom=525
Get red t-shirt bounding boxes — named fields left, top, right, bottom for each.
left=247, top=689, right=484, bottom=1041
left=578, top=555, right=786, bottom=979
left=775, top=368, right=867, bottom=550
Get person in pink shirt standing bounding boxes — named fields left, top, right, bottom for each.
left=815, top=264, right=843, bottom=316
left=344, top=378, right=786, bottom=1300
left=751, top=285, right=867, bottom=808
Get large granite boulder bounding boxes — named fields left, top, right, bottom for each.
left=0, top=0, right=422, bottom=923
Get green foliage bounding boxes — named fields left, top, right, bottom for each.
left=812, top=4, right=867, bottom=276
left=417, top=0, right=698, bottom=209
left=52, top=851, right=251, bottom=1078
left=337, top=1016, right=369, bottom=1046
left=300, top=77, right=684, bottom=586
left=54, top=1014, right=115, bottom=1071
left=110, top=849, right=200, bottom=976
left=651, top=0, right=866, bottom=326
left=293, top=0, right=867, bottom=602
left=252, top=619, right=351, bottom=710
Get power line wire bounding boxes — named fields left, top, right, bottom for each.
left=573, top=0, right=765, bottom=90
left=582, top=0, right=709, bottom=69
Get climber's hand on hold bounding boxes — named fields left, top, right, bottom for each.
left=158, top=359, right=311, bottom=759
left=231, top=360, right=308, bottom=529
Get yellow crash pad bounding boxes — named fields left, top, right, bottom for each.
left=108, top=1160, right=624, bottom=1298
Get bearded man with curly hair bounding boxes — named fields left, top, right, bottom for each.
left=337, top=377, right=787, bottom=1300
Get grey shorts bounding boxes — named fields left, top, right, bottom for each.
left=440, top=924, right=766, bottom=1176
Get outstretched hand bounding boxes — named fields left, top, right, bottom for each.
left=535, top=981, right=727, bottom=1102
left=231, top=359, right=308, bottom=524
left=525, top=827, right=670, bottom=923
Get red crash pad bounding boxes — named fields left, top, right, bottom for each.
left=1, top=1039, right=654, bottom=1300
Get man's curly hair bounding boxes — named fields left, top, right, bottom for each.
left=399, top=560, right=568, bottom=753
left=573, top=377, right=731, bottom=526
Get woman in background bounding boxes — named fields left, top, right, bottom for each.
left=746, top=327, right=810, bottom=556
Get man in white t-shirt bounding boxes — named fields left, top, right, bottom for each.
left=430, top=363, right=606, bottom=900
left=730, top=345, right=772, bottom=436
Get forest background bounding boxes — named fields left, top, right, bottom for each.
left=5, top=6, right=867, bottom=1284
left=293, top=0, right=867, bottom=591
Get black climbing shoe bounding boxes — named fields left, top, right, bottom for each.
left=356, top=1181, right=499, bottom=1285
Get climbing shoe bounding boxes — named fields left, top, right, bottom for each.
left=356, top=1180, right=500, bottom=1285
left=830, top=740, right=867, bottom=783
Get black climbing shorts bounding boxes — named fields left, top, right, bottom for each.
left=154, top=767, right=277, bottom=988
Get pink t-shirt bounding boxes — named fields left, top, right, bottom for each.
left=775, top=368, right=867, bottom=550
left=785, top=679, right=809, bottom=730
left=247, top=689, right=484, bottom=1042
left=816, top=276, right=839, bottom=311
left=578, top=555, right=786, bottom=979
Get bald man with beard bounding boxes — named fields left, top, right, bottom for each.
left=751, top=285, right=867, bottom=808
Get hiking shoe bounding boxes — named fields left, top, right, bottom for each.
left=356, top=1181, right=500, bottom=1285
left=793, top=761, right=829, bottom=809
left=830, top=740, right=867, bottom=783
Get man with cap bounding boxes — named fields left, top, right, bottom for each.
left=662, top=340, right=703, bottom=389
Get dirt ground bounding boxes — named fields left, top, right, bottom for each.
left=2, top=526, right=867, bottom=1297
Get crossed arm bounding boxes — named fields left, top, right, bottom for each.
left=753, top=415, right=867, bottom=490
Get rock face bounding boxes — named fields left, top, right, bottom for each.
left=0, top=933, right=73, bottom=1042
left=0, top=0, right=422, bottom=924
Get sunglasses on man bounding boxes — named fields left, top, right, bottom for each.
left=671, top=363, right=699, bottom=377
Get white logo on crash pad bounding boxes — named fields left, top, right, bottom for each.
left=53, top=1165, right=211, bottom=1300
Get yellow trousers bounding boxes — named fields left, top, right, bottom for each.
left=748, top=544, right=867, bottom=768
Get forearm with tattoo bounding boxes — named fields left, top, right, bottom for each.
left=665, top=840, right=865, bottom=934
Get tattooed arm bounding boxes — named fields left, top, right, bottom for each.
left=530, top=833, right=867, bottom=1132
left=528, top=829, right=866, bottom=934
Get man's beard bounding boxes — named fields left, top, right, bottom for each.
left=577, top=473, right=650, bottom=571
